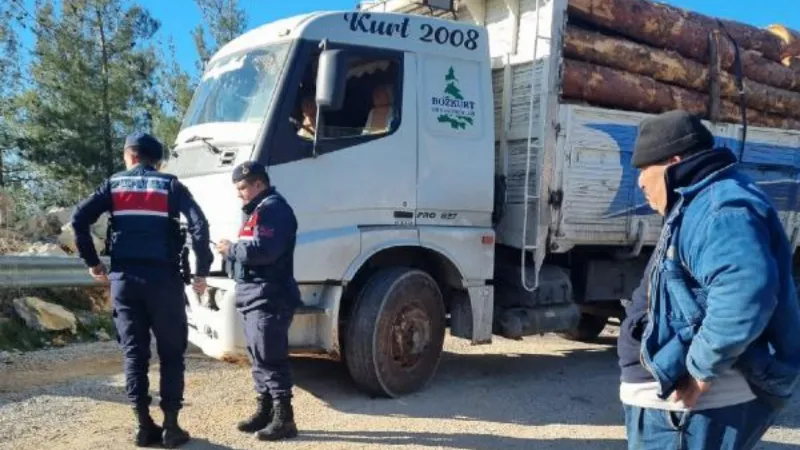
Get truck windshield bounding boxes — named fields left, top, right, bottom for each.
left=181, top=43, right=291, bottom=129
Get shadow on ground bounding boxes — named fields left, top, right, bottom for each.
left=291, top=337, right=623, bottom=427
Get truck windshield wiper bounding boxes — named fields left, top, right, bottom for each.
left=184, top=135, right=222, bottom=155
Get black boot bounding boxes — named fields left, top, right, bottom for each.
left=133, top=406, right=162, bottom=448
left=255, top=398, right=298, bottom=441
left=161, top=409, right=190, bottom=448
left=236, top=395, right=273, bottom=433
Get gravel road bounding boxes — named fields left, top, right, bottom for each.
left=1, top=327, right=798, bottom=450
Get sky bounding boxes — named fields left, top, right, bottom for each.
left=17, top=0, right=800, bottom=76
left=139, top=0, right=356, bottom=73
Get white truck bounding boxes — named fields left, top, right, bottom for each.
left=166, top=0, right=800, bottom=398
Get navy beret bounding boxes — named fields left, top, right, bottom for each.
left=124, top=132, right=164, bottom=161
left=232, top=161, right=268, bottom=183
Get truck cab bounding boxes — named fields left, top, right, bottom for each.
left=167, top=11, right=501, bottom=398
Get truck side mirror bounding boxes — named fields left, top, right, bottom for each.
left=315, top=49, right=348, bottom=112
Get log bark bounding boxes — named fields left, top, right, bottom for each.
left=563, top=25, right=800, bottom=118
left=561, top=59, right=800, bottom=131
left=738, top=50, right=800, bottom=92
left=568, top=0, right=785, bottom=64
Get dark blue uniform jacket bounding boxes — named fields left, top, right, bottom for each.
left=227, top=186, right=301, bottom=312
left=71, top=164, right=213, bottom=276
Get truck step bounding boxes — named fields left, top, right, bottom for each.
left=295, top=305, right=327, bottom=316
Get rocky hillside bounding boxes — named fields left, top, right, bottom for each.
left=1, top=191, right=114, bottom=353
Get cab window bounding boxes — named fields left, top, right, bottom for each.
left=267, top=43, right=404, bottom=165
left=288, top=49, right=402, bottom=142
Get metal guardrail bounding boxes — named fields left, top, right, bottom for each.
left=0, top=255, right=109, bottom=288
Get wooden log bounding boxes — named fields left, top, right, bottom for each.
left=563, top=25, right=800, bottom=118
left=568, top=0, right=785, bottom=64
left=738, top=50, right=800, bottom=92
left=561, top=59, right=800, bottom=131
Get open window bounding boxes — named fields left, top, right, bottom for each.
left=288, top=46, right=403, bottom=144
left=265, top=42, right=405, bottom=166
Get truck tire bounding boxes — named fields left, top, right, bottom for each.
left=344, top=267, right=446, bottom=398
left=557, top=313, right=607, bottom=342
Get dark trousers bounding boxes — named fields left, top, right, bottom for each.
left=110, top=266, right=187, bottom=411
left=240, top=305, right=295, bottom=399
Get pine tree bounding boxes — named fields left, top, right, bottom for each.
left=12, top=0, right=161, bottom=205
left=0, top=0, right=26, bottom=188
left=192, top=0, right=247, bottom=71
left=151, top=38, right=197, bottom=149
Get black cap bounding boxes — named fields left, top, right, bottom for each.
left=631, top=110, right=715, bottom=169
left=124, top=132, right=164, bottom=161
left=232, top=161, right=268, bottom=183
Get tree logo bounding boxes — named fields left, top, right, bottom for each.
left=431, top=66, right=476, bottom=130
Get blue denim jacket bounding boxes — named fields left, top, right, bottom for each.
left=640, top=150, right=800, bottom=401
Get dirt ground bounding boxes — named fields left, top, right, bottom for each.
left=1, top=327, right=798, bottom=450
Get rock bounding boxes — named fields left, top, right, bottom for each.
left=74, top=311, right=98, bottom=328
left=12, top=242, right=68, bottom=257
left=0, top=350, right=13, bottom=365
left=51, top=335, right=67, bottom=347
left=95, top=329, right=111, bottom=341
left=26, top=213, right=63, bottom=240
left=46, top=207, right=75, bottom=227
left=12, top=297, right=78, bottom=334
left=58, top=215, right=108, bottom=255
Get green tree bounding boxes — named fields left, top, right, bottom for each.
left=150, top=38, right=196, bottom=149
left=0, top=0, right=27, bottom=188
left=12, top=0, right=161, bottom=205
left=192, top=0, right=247, bottom=71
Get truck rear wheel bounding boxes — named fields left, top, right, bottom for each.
left=557, top=313, right=607, bottom=342
left=344, top=267, right=446, bottom=398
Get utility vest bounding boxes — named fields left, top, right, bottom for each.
left=106, top=165, right=183, bottom=265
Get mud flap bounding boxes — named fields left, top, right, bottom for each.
left=450, top=285, right=493, bottom=345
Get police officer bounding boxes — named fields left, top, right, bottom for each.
left=71, top=132, right=213, bottom=448
left=215, top=161, right=301, bottom=441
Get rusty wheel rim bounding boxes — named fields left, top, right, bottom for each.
left=389, top=303, right=432, bottom=369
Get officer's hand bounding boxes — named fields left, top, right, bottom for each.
left=89, top=264, right=109, bottom=283
left=216, top=239, right=232, bottom=256
left=192, top=276, right=208, bottom=295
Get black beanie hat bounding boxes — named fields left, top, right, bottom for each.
left=631, top=110, right=715, bottom=168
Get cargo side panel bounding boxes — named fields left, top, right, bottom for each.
left=553, top=104, right=800, bottom=252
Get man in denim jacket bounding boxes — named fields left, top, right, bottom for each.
left=620, top=110, right=800, bottom=449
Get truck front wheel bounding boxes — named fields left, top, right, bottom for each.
left=344, top=267, right=446, bottom=398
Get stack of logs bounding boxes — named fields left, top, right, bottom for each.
left=561, top=0, right=800, bottom=130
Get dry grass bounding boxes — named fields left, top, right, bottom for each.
left=0, top=229, right=28, bottom=254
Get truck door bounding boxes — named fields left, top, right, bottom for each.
left=262, top=43, right=419, bottom=280
left=416, top=53, right=494, bottom=228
